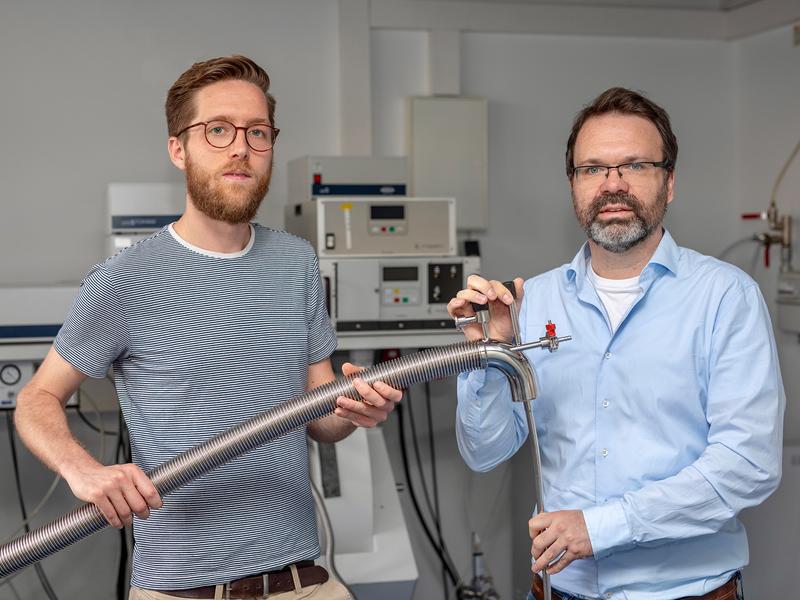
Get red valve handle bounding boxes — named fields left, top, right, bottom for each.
left=545, top=322, right=557, bottom=338
left=741, top=212, right=765, bottom=220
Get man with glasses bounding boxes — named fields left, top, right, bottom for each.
left=15, top=55, right=401, bottom=599
left=448, top=87, right=784, bottom=599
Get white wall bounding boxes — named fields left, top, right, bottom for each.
left=729, top=23, right=800, bottom=598
left=0, top=0, right=340, bottom=285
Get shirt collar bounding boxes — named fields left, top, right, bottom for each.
left=566, top=228, right=680, bottom=283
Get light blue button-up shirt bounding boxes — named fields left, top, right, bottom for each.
left=456, top=230, right=785, bottom=600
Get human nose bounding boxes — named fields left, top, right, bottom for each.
left=599, top=166, right=629, bottom=194
left=227, top=127, right=250, bottom=159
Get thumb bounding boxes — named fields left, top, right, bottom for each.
left=341, top=362, right=364, bottom=377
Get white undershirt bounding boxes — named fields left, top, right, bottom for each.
left=587, top=260, right=642, bottom=332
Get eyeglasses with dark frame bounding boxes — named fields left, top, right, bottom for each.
left=176, top=120, right=280, bottom=152
left=571, top=160, right=672, bottom=184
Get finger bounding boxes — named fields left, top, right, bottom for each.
left=533, top=542, right=566, bottom=573
left=351, top=378, right=387, bottom=408
left=334, top=404, right=379, bottom=428
left=528, top=513, right=552, bottom=538
left=93, top=495, right=123, bottom=529
left=489, top=280, right=515, bottom=305
left=531, top=527, right=559, bottom=559
left=341, top=362, right=364, bottom=377
left=456, top=288, right=490, bottom=306
left=466, top=274, right=494, bottom=298
left=336, top=395, right=389, bottom=422
left=447, top=297, right=468, bottom=318
left=373, top=380, right=403, bottom=403
left=106, top=488, right=133, bottom=528
left=120, top=483, right=150, bottom=520
left=129, top=466, right=163, bottom=510
left=546, top=550, right=576, bottom=575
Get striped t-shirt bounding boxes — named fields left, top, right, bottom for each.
left=54, top=223, right=337, bottom=589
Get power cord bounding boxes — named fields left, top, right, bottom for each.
left=5, top=411, right=60, bottom=600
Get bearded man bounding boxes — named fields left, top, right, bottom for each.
left=15, top=55, right=402, bottom=600
left=448, top=87, right=784, bottom=600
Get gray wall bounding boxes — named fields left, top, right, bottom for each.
left=1, top=2, right=798, bottom=599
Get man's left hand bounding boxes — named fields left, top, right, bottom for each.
left=334, top=363, right=403, bottom=428
left=529, top=510, right=594, bottom=575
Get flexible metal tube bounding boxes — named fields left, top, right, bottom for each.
left=0, top=339, right=546, bottom=600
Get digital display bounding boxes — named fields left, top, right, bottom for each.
left=370, top=205, right=405, bottom=220
left=383, top=267, right=418, bottom=282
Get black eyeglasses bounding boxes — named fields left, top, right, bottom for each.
left=571, top=160, right=672, bottom=184
left=176, top=120, right=280, bottom=152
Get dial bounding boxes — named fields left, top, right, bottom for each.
left=0, top=364, right=22, bottom=386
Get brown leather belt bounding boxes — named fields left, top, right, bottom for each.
left=161, top=561, right=329, bottom=599
left=531, top=572, right=739, bottom=600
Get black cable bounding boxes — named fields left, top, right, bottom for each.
left=405, top=386, right=440, bottom=534
left=396, top=400, right=462, bottom=590
left=5, top=412, right=60, bottom=600
left=425, top=380, right=448, bottom=600
left=406, top=384, right=449, bottom=598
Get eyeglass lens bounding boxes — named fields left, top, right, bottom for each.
left=204, top=120, right=276, bottom=151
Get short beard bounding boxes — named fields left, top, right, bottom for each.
left=574, top=181, right=669, bottom=254
left=185, top=155, right=271, bottom=225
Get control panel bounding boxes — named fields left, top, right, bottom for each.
left=0, top=360, right=78, bottom=410
left=319, top=256, right=479, bottom=338
left=285, top=197, right=456, bottom=258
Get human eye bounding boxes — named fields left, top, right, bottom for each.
left=624, top=162, right=649, bottom=172
left=207, top=122, right=232, bottom=137
left=578, top=166, right=604, bottom=177
left=248, top=126, right=267, bottom=138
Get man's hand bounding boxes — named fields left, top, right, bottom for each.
left=62, top=461, right=162, bottom=529
left=529, top=510, right=593, bottom=575
left=334, top=362, right=403, bottom=427
left=446, top=276, right=524, bottom=343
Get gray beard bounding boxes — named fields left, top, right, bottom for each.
left=587, top=216, right=650, bottom=254
left=580, top=182, right=669, bottom=254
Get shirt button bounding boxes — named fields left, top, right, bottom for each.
left=601, top=448, right=609, bottom=457
left=604, top=352, right=612, bottom=359
left=602, top=399, right=609, bottom=408
left=606, top=594, right=613, bottom=599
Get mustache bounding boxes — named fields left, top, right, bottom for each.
left=588, top=192, right=641, bottom=216
left=217, top=160, right=253, bottom=176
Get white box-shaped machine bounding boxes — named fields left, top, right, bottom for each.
left=285, top=197, right=456, bottom=257
left=288, top=156, right=408, bottom=204
left=407, top=96, right=488, bottom=231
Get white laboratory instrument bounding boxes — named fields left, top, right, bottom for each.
left=285, top=197, right=456, bottom=258
left=107, top=182, right=184, bottom=255
left=289, top=156, right=407, bottom=202
left=0, top=286, right=79, bottom=409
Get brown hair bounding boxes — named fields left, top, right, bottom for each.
left=565, top=87, right=677, bottom=177
left=165, top=55, right=276, bottom=137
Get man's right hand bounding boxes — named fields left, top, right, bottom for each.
left=62, top=461, right=163, bottom=528
left=446, top=275, right=524, bottom=343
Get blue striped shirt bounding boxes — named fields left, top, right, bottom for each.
left=456, top=230, right=785, bottom=599
left=55, top=223, right=337, bottom=589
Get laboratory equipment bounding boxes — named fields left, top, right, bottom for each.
left=107, top=183, right=184, bottom=255
left=285, top=197, right=456, bottom=258
left=0, top=286, right=80, bottom=409
left=321, top=255, right=480, bottom=349
left=289, top=156, right=407, bottom=202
